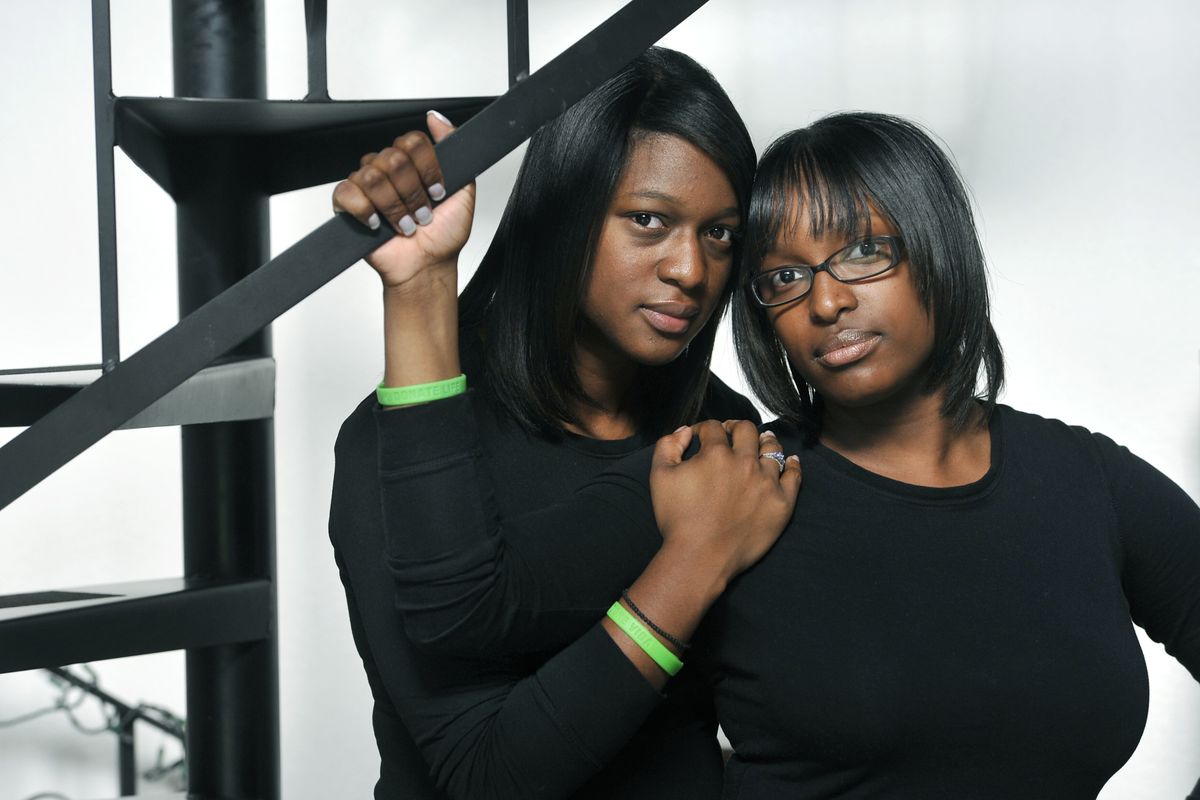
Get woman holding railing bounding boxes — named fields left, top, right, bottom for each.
left=328, top=47, right=800, bottom=800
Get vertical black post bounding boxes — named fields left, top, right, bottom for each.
left=91, top=0, right=120, bottom=371
left=304, top=0, right=330, bottom=100
left=171, top=3, right=279, bottom=800
left=117, top=724, right=136, bottom=795
left=507, top=0, right=530, bottom=85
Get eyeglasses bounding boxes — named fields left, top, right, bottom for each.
left=749, top=235, right=905, bottom=308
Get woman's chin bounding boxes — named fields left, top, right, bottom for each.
left=809, top=377, right=939, bottom=415
left=631, top=341, right=690, bottom=367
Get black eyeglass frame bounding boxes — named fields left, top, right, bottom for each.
left=749, top=235, right=906, bottom=308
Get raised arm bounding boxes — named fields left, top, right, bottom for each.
left=331, top=109, right=470, bottom=390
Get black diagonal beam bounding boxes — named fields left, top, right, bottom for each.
left=0, top=0, right=708, bottom=513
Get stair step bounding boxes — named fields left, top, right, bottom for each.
left=0, top=576, right=272, bottom=674
left=0, top=356, right=274, bottom=429
left=115, top=94, right=495, bottom=197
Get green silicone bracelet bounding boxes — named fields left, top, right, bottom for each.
left=606, top=601, right=684, bottom=677
left=376, top=374, right=467, bottom=407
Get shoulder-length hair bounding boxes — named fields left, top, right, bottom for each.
left=732, top=112, right=1004, bottom=437
left=458, top=47, right=755, bottom=436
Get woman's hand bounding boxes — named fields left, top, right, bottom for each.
left=651, top=420, right=801, bottom=588
left=602, top=420, right=800, bottom=688
left=331, top=110, right=476, bottom=292
left=333, top=111, right=470, bottom=389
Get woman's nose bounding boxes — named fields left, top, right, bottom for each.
left=807, top=270, right=856, bottom=322
left=658, top=237, right=706, bottom=291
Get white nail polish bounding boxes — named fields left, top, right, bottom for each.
left=398, top=215, right=417, bottom=236
left=367, top=213, right=381, bottom=230
left=428, top=183, right=446, bottom=202
left=414, top=206, right=433, bottom=226
left=427, top=109, right=452, bottom=126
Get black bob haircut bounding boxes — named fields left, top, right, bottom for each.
left=458, top=47, right=755, bottom=436
left=732, top=112, right=1004, bottom=437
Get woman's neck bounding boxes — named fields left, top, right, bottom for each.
left=820, top=388, right=990, bottom=488
left=563, top=334, right=643, bottom=440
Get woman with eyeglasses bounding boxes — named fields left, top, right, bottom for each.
left=378, top=111, right=1200, bottom=798
left=707, top=112, right=1198, bottom=796
left=328, top=48, right=802, bottom=800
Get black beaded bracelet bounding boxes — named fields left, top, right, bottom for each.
left=621, top=589, right=690, bottom=652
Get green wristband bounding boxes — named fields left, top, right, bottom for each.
left=606, top=601, right=684, bottom=677
left=376, top=374, right=467, bottom=407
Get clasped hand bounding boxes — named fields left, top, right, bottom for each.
left=651, top=420, right=801, bottom=587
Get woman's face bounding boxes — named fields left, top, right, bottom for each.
left=761, top=205, right=937, bottom=411
left=578, top=133, right=740, bottom=368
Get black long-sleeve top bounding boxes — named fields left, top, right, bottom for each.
left=380, top=397, right=1200, bottom=799
left=328, top=353, right=758, bottom=799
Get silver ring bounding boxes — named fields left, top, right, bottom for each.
left=760, top=451, right=787, bottom=473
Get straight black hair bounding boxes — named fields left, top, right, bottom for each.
left=458, top=47, right=755, bottom=436
left=732, top=112, right=1004, bottom=437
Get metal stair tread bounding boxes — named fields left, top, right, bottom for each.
left=0, top=356, right=275, bottom=429
left=0, top=576, right=272, bottom=674
left=115, top=94, right=495, bottom=196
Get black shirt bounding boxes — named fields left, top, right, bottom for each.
left=705, top=407, right=1200, bottom=798
left=329, top=353, right=758, bottom=799
left=375, top=401, right=1200, bottom=799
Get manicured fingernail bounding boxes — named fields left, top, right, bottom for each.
left=414, top=206, right=433, bottom=226
left=787, top=455, right=799, bottom=463
left=427, top=109, right=452, bottom=126
left=367, top=213, right=381, bottom=230
left=428, top=183, right=446, bottom=201
left=398, top=215, right=417, bottom=236
left=759, top=429, right=776, bottom=441
left=674, top=425, right=689, bottom=433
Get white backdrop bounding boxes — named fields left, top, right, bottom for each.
left=1, top=1, right=1197, bottom=798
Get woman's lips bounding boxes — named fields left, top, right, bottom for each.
left=815, top=330, right=881, bottom=367
left=640, top=303, right=699, bottom=336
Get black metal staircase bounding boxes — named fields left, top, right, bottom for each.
left=0, top=0, right=707, bottom=796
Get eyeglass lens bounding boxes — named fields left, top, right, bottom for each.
left=752, top=237, right=898, bottom=306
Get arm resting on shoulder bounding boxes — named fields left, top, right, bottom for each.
left=333, top=403, right=703, bottom=800
left=378, top=393, right=661, bottom=657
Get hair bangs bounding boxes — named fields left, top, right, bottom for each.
left=747, top=140, right=880, bottom=274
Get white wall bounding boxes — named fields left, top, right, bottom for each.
left=1, top=1, right=1197, bottom=798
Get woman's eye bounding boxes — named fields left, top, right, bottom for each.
left=630, top=212, right=665, bottom=229
left=706, top=226, right=736, bottom=244
left=770, top=268, right=802, bottom=287
left=847, top=240, right=881, bottom=260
